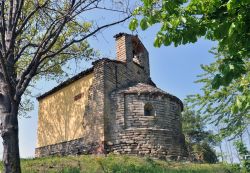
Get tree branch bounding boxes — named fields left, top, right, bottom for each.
left=0, top=53, right=15, bottom=100
left=0, top=0, right=7, bottom=55
left=15, top=0, right=132, bottom=99
left=41, top=15, right=131, bottom=62
left=14, top=43, right=38, bottom=63
left=16, top=0, right=49, bottom=35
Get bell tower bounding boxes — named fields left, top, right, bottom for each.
left=114, top=33, right=150, bottom=76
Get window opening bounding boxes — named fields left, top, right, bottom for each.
left=144, top=103, right=154, bottom=116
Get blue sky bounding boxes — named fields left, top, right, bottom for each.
left=0, top=16, right=219, bottom=158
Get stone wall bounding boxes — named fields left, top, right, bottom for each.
left=124, top=94, right=181, bottom=130
left=105, top=91, right=186, bottom=160
left=107, top=128, right=180, bottom=160
left=101, top=34, right=187, bottom=160
left=35, top=138, right=104, bottom=157
left=102, top=60, right=151, bottom=143
left=83, top=61, right=106, bottom=144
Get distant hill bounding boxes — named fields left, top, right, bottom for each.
left=0, top=155, right=234, bottom=173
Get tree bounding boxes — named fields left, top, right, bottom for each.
left=0, top=0, right=131, bottom=172
left=129, top=0, right=250, bottom=141
left=129, top=0, right=249, bottom=89
left=234, top=140, right=250, bottom=172
left=186, top=49, right=249, bottom=139
left=182, top=105, right=218, bottom=163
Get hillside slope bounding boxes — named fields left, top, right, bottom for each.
left=0, top=155, right=233, bottom=173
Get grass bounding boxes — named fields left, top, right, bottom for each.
left=0, top=154, right=235, bottom=173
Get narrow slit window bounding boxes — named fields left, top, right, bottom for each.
left=144, top=103, right=154, bottom=116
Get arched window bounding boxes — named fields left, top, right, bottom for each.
left=144, top=103, right=154, bottom=116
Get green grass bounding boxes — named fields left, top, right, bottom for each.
left=0, top=154, right=234, bottom=173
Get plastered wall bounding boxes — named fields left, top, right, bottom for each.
left=37, top=73, right=94, bottom=147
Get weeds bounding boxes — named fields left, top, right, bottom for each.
left=0, top=154, right=230, bottom=173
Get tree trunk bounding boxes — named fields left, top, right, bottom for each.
left=246, top=127, right=250, bottom=146
left=0, top=89, right=21, bottom=173
left=219, top=142, right=224, bottom=162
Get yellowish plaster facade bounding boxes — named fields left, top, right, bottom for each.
left=37, top=73, right=94, bottom=147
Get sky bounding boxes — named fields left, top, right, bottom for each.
left=0, top=3, right=236, bottom=160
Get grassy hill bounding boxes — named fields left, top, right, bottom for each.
left=0, top=154, right=235, bottom=173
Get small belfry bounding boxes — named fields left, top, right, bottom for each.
left=35, top=33, right=187, bottom=160
left=115, top=33, right=150, bottom=76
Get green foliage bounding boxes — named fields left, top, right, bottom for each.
left=193, top=143, right=218, bottom=164
left=61, top=167, right=80, bottom=173
left=18, top=89, right=34, bottom=118
left=0, top=155, right=230, bottom=173
left=229, top=163, right=241, bottom=173
left=186, top=49, right=249, bottom=139
left=182, top=106, right=217, bottom=163
left=12, top=0, right=101, bottom=116
left=16, top=0, right=97, bottom=81
left=182, top=106, right=208, bottom=143
left=130, top=0, right=250, bottom=89
left=129, top=18, right=138, bottom=31
left=234, top=140, right=250, bottom=173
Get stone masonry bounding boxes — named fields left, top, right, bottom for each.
left=35, top=33, right=187, bottom=160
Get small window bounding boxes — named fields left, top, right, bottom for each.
left=144, top=103, right=154, bottom=116
left=74, top=93, right=83, bottom=101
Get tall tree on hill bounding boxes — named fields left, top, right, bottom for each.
left=129, top=0, right=250, bottom=139
left=186, top=49, right=249, bottom=139
left=0, top=0, right=131, bottom=172
left=182, top=105, right=217, bottom=163
left=129, top=0, right=249, bottom=89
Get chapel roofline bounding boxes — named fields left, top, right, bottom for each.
left=113, top=32, right=131, bottom=39
left=114, top=82, right=183, bottom=111
left=36, top=57, right=158, bottom=101
left=36, top=67, right=94, bottom=101
left=36, top=58, right=139, bottom=101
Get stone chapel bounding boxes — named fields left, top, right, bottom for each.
left=35, top=33, right=187, bottom=160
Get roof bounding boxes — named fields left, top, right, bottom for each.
left=36, top=58, right=128, bottom=100
left=117, top=83, right=183, bottom=110
left=113, top=32, right=134, bottom=39
left=92, top=58, right=126, bottom=66
left=37, top=67, right=94, bottom=100
left=36, top=59, right=170, bottom=104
